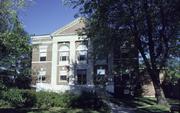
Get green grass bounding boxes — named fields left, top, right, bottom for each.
left=135, top=105, right=170, bottom=113
left=109, top=97, right=180, bottom=113
left=109, top=97, right=157, bottom=108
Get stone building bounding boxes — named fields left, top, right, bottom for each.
left=31, top=18, right=160, bottom=97
left=31, top=18, right=110, bottom=92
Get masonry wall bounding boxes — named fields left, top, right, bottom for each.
left=31, top=43, right=52, bottom=85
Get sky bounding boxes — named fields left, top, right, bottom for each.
left=18, top=0, right=79, bottom=35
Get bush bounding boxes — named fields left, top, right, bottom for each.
left=0, top=99, right=10, bottom=108
left=2, top=89, right=36, bottom=108
left=0, top=80, right=7, bottom=91
left=35, top=91, right=76, bottom=108
left=1, top=89, right=108, bottom=112
left=15, top=75, right=31, bottom=89
left=71, top=91, right=104, bottom=110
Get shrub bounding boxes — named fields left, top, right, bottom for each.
left=0, top=99, right=10, bottom=108
left=71, top=91, right=104, bottom=110
left=0, top=80, right=7, bottom=91
left=35, top=91, right=76, bottom=108
left=1, top=89, right=109, bottom=112
left=2, top=89, right=36, bottom=108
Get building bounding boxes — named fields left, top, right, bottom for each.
left=31, top=18, right=111, bottom=92
left=31, top=18, right=159, bottom=97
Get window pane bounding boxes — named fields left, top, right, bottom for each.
left=61, top=56, right=68, bottom=61
left=40, top=57, right=46, bottom=61
left=60, top=75, right=67, bottom=80
left=79, top=55, right=86, bottom=61
left=59, top=46, right=69, bottom=51
left=79, top=50, right=87, bottom=55
left=76, top=45, right=87, bottom=51
left=37, top=75, right=46, bottom=82
left=77, top=50, right=87, bottom=61
left=60, top=52, right=69, bottom=56
left=40, top=52, right=47, bottom=57
left=42, top=76, right=46, bottom=81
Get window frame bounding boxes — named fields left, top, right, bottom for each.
left=37, top=70, right=46, bottom=83
left=76, top=45, right=88, bottom=63
left=58, top=45, right=70, bottom=64
left=59, top=75, right=67, bottom=81
left=39, top=45, right=48, bottom=62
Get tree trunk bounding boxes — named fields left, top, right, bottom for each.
left=153, top=82, right=167, bottom=104
left=149, top=70, right=168, bottom=105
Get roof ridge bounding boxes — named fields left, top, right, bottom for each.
left=51, top=17, right=84, bottom=36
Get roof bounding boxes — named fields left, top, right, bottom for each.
left=51, top=17, right=85, bottom=36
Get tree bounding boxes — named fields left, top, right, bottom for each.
left=68, top=0, right=180, bottom=104
left=0, top=0, right=31, bottom=87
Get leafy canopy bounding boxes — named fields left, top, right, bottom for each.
left=0, top=0, right=31, bottom=74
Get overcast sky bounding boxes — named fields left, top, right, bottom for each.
left=18, top=0, right=78, bottom=35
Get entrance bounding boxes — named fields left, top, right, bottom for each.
left=77, top=69, right=86, bottom=85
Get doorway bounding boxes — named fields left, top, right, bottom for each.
left=77, top=69, right=86, bottom=85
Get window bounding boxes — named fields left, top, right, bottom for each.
left=97, top=68, right=105, bottom=75
left=59, top=45, right=69, bottom=63
left=77, top=50, right=87, bottom=61
left=79, top=55, right=86, bottom=61
left=60, top=75, right=67, bottom=80
left=76, top=45, right=88, bottom=62
left=37, top=68, right=46, bottom=82
left=39, top=45, right=47, bottom=61
left=96, top=66, right=106, bottom=75
left=59, top=66, right=68, bottom=81
left=40, top=54, right=46, bottom=61
left=59, top=52, right=69, bottom=61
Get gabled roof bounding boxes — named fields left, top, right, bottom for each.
left=51, top=17, right=85, bottom=36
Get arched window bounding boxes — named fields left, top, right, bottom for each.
left=76, top=45, right=88, bottom=62
left=59, top=45, right=69, bottom=62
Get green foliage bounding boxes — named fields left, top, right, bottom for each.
left=165, top=58, right=180, bottom=84
left=0, top=89, right=108, bottom=112
left=15, top=75, right=32, bottom=89
left=72, top=91, right=101, bottom=109
left=0, top=99, right=10, bottom=108
left=35, top=91, right=75, bottom=108
left=69, top=0, right=179, bottom=104
left=0, top=80, right=7, bottom=91
left=2, top=89, right=36, bottom=108
left=35, top=91, right=107, bottom=110
left=0, top=0, right=32, bottom=80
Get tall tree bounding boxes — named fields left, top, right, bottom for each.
left=68, top=0, right=180, bottom=104
left=0, top=0, right=31, bottom=80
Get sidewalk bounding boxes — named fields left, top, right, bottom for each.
left=95, top=86, right=136, bottom=113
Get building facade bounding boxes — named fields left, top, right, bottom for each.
left=31, top=18, right=159, bottom=97
left=31, top=18, right=111, bottom=92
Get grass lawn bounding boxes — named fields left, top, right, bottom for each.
left=110, top=97, right=180, bottom=113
